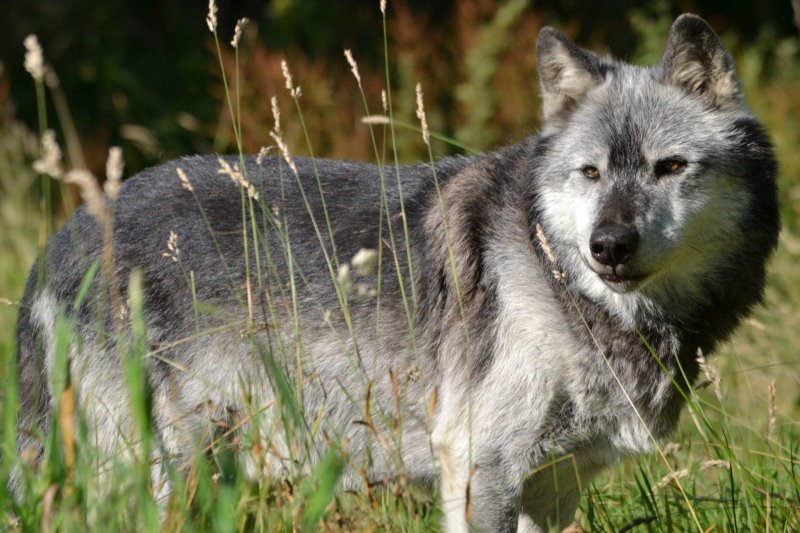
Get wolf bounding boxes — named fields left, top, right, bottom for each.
left=14, top=13, right=778, bottom=532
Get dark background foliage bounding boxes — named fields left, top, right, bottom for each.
left=0, top=0, right=797, bottom=176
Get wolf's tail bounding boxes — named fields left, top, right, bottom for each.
left=9, top=260, right=52, bottom=496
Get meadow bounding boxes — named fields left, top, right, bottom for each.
left=1, top=2, right=799, bottom=531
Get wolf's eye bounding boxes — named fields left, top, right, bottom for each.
left=655, top=158, right=687, bottom=177
left=581, top=166, right=600, bottom=179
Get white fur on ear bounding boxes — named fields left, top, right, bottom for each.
left=659, top=14, right=742, bottom=108
left=536, top=27, right=604, bottom=128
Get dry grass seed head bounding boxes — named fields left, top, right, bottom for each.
left=231, top=17, right=249, bottom=48
left=256, top=146, right=273, bottom=166
left=344, top=49, right=362, bottom=87
left=361, top=115, right=391, bottom=125
left=768, top=379, right=777, bottom=437
left=63, top=169, right=105, bottom=223
left=23, top=34, right=45, bottom=81
left=661, top=442, right=681, bottom=457
left=206, top=0, right=218, bottom=33
left=414, top=83, right=430, bottom=146
left=535, top=223, right=567, bottom=281
left=281, top=60, right=301, bottom=98
left=44, top=69, right=61, bottom=90
left=270, top=96, right=281, bottom=135
left=696, top=348, right=722, bottom=401
left=269, top=131, right=298, bottom=176
left=336, top=264, right=352, bottom=293
left=176, top=167, right=194, bottom=192
left=104, top=146, right=124, bottom=201
left=217, top=156, right=258, bottom=200
left=699, top=459, right=731, bottom=471
left=162, top=231, right=180, bottom=263
left=654, top=468, right=689, bottom=492
left=351, top=248, right=378, bottom=277
left=33, top=129, right=63, bottom=179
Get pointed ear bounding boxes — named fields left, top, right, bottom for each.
left=537, top=27, right=604, bottom=127
left=659, top=14, right=741, bottom=108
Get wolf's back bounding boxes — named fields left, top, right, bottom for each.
left=10, top=153, right=471, bottom=476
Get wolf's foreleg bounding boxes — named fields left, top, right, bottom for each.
left=516, top=457, right=598, bottom=533
left=432, top=392, right=472, bottom=533
left=431, top=377, right=523, bottom=532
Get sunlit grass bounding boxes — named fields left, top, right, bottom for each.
left=1, top=4, right=799, bottom=532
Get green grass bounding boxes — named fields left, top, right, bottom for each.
left=2, top=6, right=800, bottom=532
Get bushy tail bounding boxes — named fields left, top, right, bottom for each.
left=9, top=260, right=52, bottom=496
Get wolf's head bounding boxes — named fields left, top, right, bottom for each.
left=530, top=14, right=778, bottom=326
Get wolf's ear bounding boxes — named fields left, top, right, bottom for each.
left=659, top=14, right=741, bottom=107
left=537, top=27, right=604, bottom=127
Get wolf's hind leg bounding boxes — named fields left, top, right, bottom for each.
left=467, top=457, right=524, bottom=532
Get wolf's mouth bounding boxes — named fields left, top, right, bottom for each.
left=596, top=270, right=649, bottom=292
left=599, top=272, right=646, bottom=283
left=579, top=251, right=650, bottom=291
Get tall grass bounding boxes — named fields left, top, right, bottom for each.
left=1, top=2, right=799, bottom=532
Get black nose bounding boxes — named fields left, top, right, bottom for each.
left=589, top=224, right=640, bottom=267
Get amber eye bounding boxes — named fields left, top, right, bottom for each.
left=655, top=158, right=687, bottom=177
left=581, top=165, right=600, bottom=179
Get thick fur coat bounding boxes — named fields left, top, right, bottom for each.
left=15, top=14, right=778, bottom=532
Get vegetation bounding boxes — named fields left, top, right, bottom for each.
left=1, top=1, right=799, bottom=530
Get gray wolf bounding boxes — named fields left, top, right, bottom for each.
left=15, top=14, right=778, bottom=532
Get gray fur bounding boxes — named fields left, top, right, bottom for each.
left=14, top=14, right=778, bottom=532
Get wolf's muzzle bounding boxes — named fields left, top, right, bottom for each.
left=589, top=223, right=640, bottom=268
